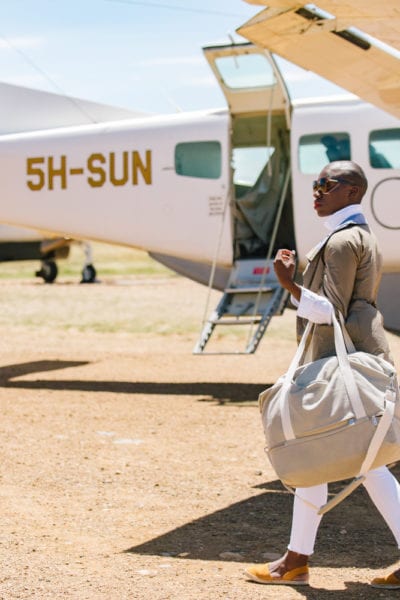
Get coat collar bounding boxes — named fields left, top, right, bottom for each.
left=306, top=214, right=368, bottom=262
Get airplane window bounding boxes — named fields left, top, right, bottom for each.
left=232, top=147, right=274, bottom=188
left=175, top=141, right=221, bottom=179
left=298, top=132, right=351, bottom=174
left=215, top=54, right=276, bottom=89
left=369, top=129, right=400, bottom=169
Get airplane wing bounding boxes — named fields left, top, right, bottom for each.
left=238, top=1, right=400, bottom=119
left=0, top=82, right=146, bottom=135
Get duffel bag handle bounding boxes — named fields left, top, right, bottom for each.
left=279, top=311, right=366, bottom=441
left=331, top=311, right=366, bottom=420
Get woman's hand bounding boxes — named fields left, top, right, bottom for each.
left=274, top=249, right=301, bottom=301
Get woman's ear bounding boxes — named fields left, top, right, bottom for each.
left=348, top=185, right=360, bottom=201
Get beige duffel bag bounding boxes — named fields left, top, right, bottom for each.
left=259, top=312, right=400, bottom=514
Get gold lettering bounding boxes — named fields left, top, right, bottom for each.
left=87, top=153, right=106, bottom=187
left=48, top=155, right=67, bottom=190
left=132, top=150, right=152, bottom=185
left=26, top=157, right=45, bottom=191
left=110, top=151, right=129, bottom=186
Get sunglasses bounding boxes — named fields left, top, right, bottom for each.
left=312, top=177, right=352, bottom=194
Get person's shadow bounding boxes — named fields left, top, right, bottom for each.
left=125, top=465, right=400, bottom=596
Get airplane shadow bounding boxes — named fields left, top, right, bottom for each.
left=0, top=360, right=268, bottom=402
left=0, top=359, right=90, bottom=384
left=125, top=466, right=400, bottom=570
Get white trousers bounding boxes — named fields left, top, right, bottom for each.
left=288, top=466, right=400, bottom=556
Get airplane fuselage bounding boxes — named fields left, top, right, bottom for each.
left=0, top=110, right=232, bottom=266
left=1, top=96, right=399, bottom=272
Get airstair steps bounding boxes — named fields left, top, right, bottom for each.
left=193, top=258, right=289, bottom=354
left=224, top=286, right=275, bottom=293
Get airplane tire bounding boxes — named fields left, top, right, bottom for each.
left=35, top=260, right=58, bottom=283
left=81, top=264, right=97, bottom=284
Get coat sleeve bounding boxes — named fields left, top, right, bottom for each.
left=321, top=232, right=359, bottom=317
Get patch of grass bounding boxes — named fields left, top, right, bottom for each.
left=0, top=242, right=298, bottom=347
left=0, top=278, right=207, bottom=335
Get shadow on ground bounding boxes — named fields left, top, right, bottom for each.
left=125, top=468, right=400, bottom=569
left=125, top=475, right=400, bottom=598
left=0, top=360, right=268, bottom=402
left=0, top=360, right=89, bottom=382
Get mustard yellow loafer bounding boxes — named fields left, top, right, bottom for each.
left=371, top=572, right=400, bottom=589
left=245, top=563, right=309, bottom=585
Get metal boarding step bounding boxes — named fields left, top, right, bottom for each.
left=193, top=259, right=289, bottom=354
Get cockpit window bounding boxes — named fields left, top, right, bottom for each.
left=369, top=129, right=400, bottom=169
left=215, top=54, right=276, bottom=89
left=175, top=141, right=221, bottom=179
left=298, top=132, right=351, bottom=174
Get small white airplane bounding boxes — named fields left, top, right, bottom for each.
left=0, top=0, right=399, bottom=352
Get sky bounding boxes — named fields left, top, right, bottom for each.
left=0, top=0, right=348, bottom=115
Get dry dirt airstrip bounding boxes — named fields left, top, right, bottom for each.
left=1, top=260, right=400, bottom=599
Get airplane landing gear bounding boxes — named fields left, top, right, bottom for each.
left=81, top=263, right=97, bottom=283
left=35, top=241, right=98, bottom=283
left=80, top=242, right=97, bottom=284
left=35, top=259, right=58, bottom=283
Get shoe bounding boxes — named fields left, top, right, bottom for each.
left=371, top=572, right=400, bottom=589
left=245, top=563, right=309, bottom=586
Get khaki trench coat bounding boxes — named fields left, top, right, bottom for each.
left=297, top=223, right=392, bottom=363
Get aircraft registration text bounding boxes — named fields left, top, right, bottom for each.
left=26, top=150, right=152, bottom=191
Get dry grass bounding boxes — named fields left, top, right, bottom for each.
left=0, top=242, right=296, bottom=349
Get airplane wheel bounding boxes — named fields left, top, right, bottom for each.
left=81, top=264, right=97, bottom=283
left=35, top=259, right=58, bottom=283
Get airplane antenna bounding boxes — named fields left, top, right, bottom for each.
left=159, top=87, right=183, bottom=112
left=0, top=31, right=99, bottom=124
left=227, top=34, right=239, bottom=68
left=106, top=0, right=246, bottom=18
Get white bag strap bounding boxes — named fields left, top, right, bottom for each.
left=285, top=399, right=395, bottom=515
left=331, top=311, right=366, bottom=420
left=317, top=385, right=396, bottom=515
left=279, top=320, right=313, bottom=440
left=358, top=385, right=396, bottom=476
left=279, top=311, right=365, bottom=441
left=338, top=311, right=356, bottom=353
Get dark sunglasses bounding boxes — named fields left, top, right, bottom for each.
left=312, top=177, right=352, bottom=194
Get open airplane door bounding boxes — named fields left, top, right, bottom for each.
left=194, top=43, right=295, bottom=353
left=203, top=42, right=291, bottom=123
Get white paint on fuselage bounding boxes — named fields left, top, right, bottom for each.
left=0, top=109, right=233, bottom=266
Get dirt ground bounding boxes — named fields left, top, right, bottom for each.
left=1, top=276, right=400, bottom=599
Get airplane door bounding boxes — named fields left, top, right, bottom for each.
left=203, top=43, right=294, bottom=261
left=203, top=42, right=291, bottom=123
